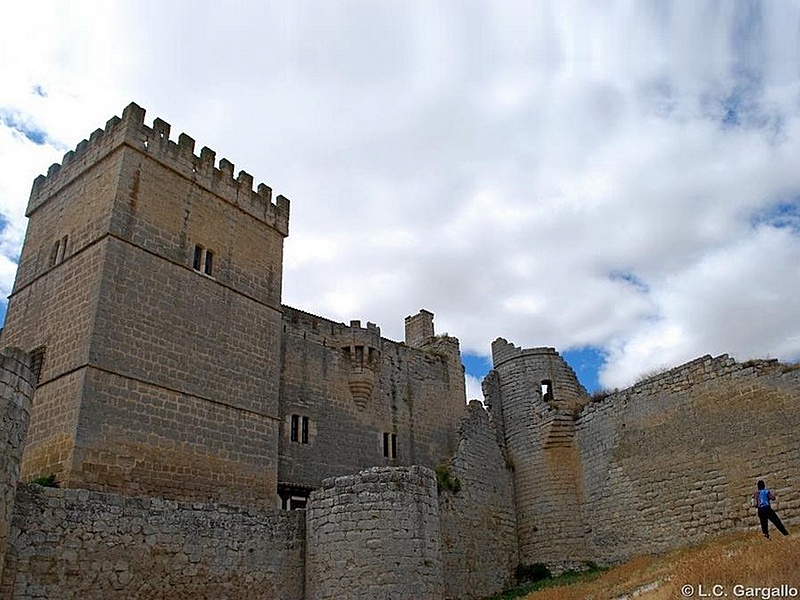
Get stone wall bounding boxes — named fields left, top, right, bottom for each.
left=1, top=485, right=305, bottom=600
left=0, top=348, right=34, bottom=585
left=305, top=466, right=443, bottom=600
left=279, top=307, right=466, bottom=489
left=577, top=356, right=800, bottom=564
left=439, top=400, right=518, bottom=599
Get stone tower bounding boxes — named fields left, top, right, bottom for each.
left=1, top=103, right=290, bottom=508
left=484, top=338, right=591, bottom=570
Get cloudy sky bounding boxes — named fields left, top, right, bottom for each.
left=2, top=1, right=800, bottom=399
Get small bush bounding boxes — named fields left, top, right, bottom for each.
left=435, top=464, right=461, bottom=493
left=30, top=474, right=59, bottom=488
left=515, top=562, right=551, bottom=584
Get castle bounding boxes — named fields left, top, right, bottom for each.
left=1, top=103, right=798, bottom=599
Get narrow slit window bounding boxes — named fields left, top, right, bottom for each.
left=290, top=414, right=299, bottom=442
left=59, top=235, right=69, bottom=261
left=383, top=432, right=397, bottom=459
left=203, top=249, right=214, bottom=275
left=193, top=245, right=204, bottom=271
left=50, top=240, right=61, bottom=267
left=301, top=416, right=309, bottom=444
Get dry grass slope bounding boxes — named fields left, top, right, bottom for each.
left=524, top=530, right=799, bottom=600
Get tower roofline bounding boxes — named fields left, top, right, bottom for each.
left=28, top=102, right=290, bottom=235
left=491, top=337, right=557, bottom=368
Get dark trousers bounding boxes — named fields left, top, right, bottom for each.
left=758, top=506, right=789, bottom=536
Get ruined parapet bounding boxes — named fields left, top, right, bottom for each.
left=0, top=348, right=35, bottom=584
left=405, top=309, right=435, bottom=348
left=305, top=466, right=443, bottom=600
left=491, top=338, right=588, bottom=411
left=27, top=102, right=289, bottom=234
left=338, top=320, right=382, bottom=410
left=488, top=338, right=591, bottom=570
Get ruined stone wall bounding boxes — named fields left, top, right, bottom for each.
left=305, top=466, right=443, bottom=600
left=577, top=356, right=800, bottom=564
left=279, top=307, right=466, bottom=489
left=439, top=401, right=518, bottom=600
left=0, top=348, right=34, bottom=585
left=1, top=485, right=305, bottom=600
left=488, top=339, right=591, bottom=571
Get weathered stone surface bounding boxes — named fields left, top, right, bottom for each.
left=439, top=400, right=517, bottom=599
left=306, top=466, right=443, bottom=600
left=1, top=485, right=305, bottom=600
left=1, top=103, right=799, bottom=599
left=0, top=348, right=34, bottom=586
left=487, top=340, right=800, bottom=570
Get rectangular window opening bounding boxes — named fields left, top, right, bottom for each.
left=193, top=245, right=204, bottom=271
left=541, top=379, right=553, bottom=402
left=50, top=240, right=60, bottom=267
left=203, top=249, right=214, bottom=276
left=60, top=235, right=69, bottom=261
left=290, top=414, right=299, bottom=443
left=383, top=432, right=397, bottom=459
left=301, top=416, right=309, bottom=444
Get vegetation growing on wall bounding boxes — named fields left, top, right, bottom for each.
left=435, top=463, right=461, bottom=493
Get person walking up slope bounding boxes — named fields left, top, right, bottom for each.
left=753, top=479, right=789, bottom=539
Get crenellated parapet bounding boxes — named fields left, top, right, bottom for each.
left=28, top=102, right=290, bottom=235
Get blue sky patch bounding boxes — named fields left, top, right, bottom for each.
left=463, top=346, right=605, bottom=395
left=608, top=270, right=649, bottom=293
left=0, top=108, right=49, bottom=145
left=751, top=199, right=800, bottom=233
left=562, top=346, right=606, bottom=394
left=462, top=351, right=492, bottom=380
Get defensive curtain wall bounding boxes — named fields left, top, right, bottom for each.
left=485, top=338, right=800, bottom=570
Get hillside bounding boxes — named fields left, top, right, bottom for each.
left=520, top=529, right=798, bottom=600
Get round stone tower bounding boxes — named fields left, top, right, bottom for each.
left=305, top=466, right=443, bottom=599
left=486, top=338, right=590, bottom=571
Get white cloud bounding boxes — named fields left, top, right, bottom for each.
left=2, top=0, right=800, bottom=391
left=465, top=374, right=484, bottom=405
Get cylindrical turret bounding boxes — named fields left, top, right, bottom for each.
left=488, top=338, right=590, bottom=571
